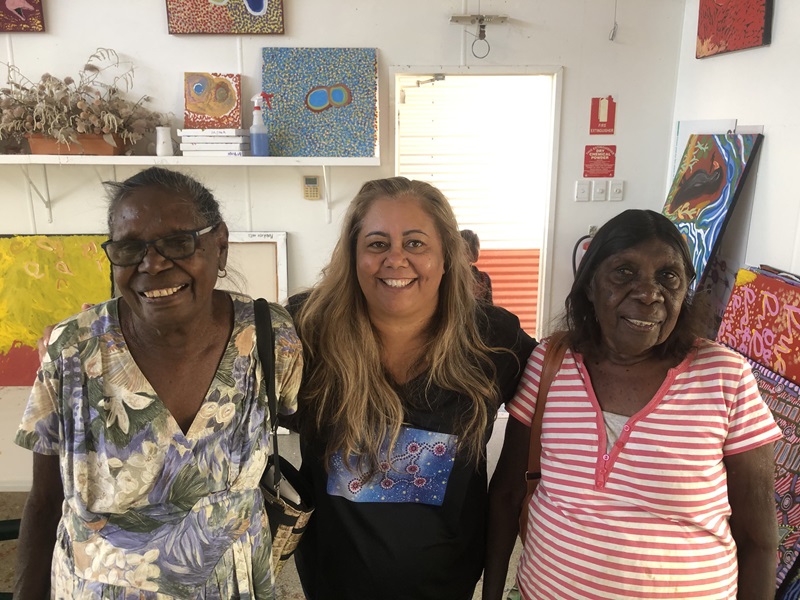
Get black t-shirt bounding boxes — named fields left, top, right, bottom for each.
left=288, top=299, right=536, bottom=600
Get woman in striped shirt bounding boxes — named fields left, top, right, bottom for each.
left=484, top=209, right=781, bottom=600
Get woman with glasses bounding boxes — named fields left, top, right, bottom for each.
left=13, top=167, right=303, bottom=599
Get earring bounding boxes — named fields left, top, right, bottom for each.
left=218, top=268, right=227, bottom=278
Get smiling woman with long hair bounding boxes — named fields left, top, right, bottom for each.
left=288, top=177, right=536, bottom=600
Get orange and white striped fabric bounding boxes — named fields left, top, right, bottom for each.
left=507, top=337, right=782, bottom=600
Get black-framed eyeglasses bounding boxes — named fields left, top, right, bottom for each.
left=101, top=224, right=218, bottom=267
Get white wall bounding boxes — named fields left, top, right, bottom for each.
left=672, top=0, right=800, bottom=274
left=0, top=0, right=686, bottom=489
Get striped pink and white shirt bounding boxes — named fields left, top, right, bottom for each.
left=508, top=337, right=781, bottom=600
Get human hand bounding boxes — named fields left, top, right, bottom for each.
left=36, top=303, right=95, bottom=361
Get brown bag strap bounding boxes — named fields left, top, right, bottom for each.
left=525, top=331, right=569, bottom=495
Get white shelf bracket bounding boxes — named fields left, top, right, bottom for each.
left=321, top=165, right=332, bottom=224
left=21, top=164, right=53, bottom=223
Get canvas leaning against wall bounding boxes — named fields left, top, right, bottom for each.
left=221, top=232, right=288, bottom=304
left=662, top=133, right=763, bottom=291
left=0, top=0, right=44, bottom=32
left=261, top=47, right=378, bottom=157
left=166, top=0, right=284, bottom=34
left=0, top=235, right=111, bottom=386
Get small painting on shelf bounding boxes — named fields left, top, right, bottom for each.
left=0, top=235, right=111, bottom=386
left=261, top=47, right=378, bottom=157
left=166, top=0, right=283, bottom=34
left=0, top=0, right=45, bottom=32
left=697, top=0, right=774, bottom=58
left=184, top=72, right=242, bottom=129
left=662, top=133, right=763, bottom=291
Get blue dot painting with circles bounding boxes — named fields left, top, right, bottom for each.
left=261, top=47, right=378, bottom=157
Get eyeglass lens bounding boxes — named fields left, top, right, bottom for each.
left=102, top=225, right=214, bottom=267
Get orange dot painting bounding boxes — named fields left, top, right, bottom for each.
left=166, top=0, right=284, bottom=35
left=184, top=72, right=242, bottom=128
left=696, top=0, right=774, bottom=58
left=0, top=235, right=111, bottom=386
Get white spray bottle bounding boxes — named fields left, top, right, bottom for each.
left=250, top=93, right=269, bottom=157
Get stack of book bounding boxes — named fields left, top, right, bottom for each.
left=177, top=129, right=251, bottom=156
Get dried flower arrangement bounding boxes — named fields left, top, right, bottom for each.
left=0, top=48, right=167, bottom=152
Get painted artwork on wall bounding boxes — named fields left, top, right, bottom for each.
left=697, top=0, right=774, bottom=58
left=184, top=72, right=242, bottom=129
left=261, top=47, right=378, bottom=157
left=745, top=358, right=800, bottom=587
left=166, top=0, right=283, bottom=34
left=0, top=0, right=45, bottom=32
left=0, top=235, right=111, bottom=386
left=662, top=133, right=763, bottom=290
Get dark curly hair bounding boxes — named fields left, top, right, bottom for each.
left=562, top=209, right=706, bottom=361
left=103, top=167, right=222, bottom=233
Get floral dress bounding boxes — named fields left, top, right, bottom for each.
left=15, top=292, right=303, bottom=599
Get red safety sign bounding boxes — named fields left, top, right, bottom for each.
left=590, top=96, right=616, bottom=135
left=584, top=145, right=616, bottom=178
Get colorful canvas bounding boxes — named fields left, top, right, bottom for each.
left=184, top=72, right=242, bottom=129
left=697, top=0, right=773, bottom=58
left=745, top=358, right=800, bottom=585
left=0, top=235, right=111, bottom=386
left=717, top=267, right=800, bottom=384
left=261, top=47, right=378, bottom=157
left=0, top=0, right=45, bottom=32
left=166, top=0, right=283, bottom=34
left=662, top=133, right=763, bottom=291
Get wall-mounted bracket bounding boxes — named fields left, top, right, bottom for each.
left=20, top=165, right=53, bottom=223
left=321, top=165, right=332, bottom=224
left=450, top=14, right=508, bottom=25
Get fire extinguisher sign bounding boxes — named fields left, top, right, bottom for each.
left=590, top=96, right=616, bottom=135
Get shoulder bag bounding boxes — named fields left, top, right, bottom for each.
left=254, top=298, right=315, bottom=577
left=519, top=330, right=569, bottom=542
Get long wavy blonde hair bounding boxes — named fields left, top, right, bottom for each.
left=295, top=177, right=498, bottom=471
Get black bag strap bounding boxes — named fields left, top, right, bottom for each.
left=254, top=298, right=283, bottom=493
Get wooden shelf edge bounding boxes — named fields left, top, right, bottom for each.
left=0, top=155, right=381, bottom=167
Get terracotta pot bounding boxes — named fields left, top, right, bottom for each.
left=26, top=133, right=128, bottom=156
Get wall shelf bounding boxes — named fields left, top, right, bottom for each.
left=2, top=155, right=380, bottom=224
left=0, top=155, right=380, bottom=167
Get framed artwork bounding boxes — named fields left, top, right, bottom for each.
left=697, top=0, right=774, bottom=58
left=0, top=0, right=45, bottom=32
left=221, top=232, right=288, bottom=303
left=166, top=0, right=284, bottom=34
left=0, top=235, right=111, bottom=386
left=261, top=47, right=378, bottom=157
left=184, top=72, right=242, bottom=129
left=662, top=133, right=763, bottom=291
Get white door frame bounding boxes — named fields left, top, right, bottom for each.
left=389, top=65, right=563, bottom=337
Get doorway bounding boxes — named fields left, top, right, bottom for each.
left=394, top=71, right=559, bottom=335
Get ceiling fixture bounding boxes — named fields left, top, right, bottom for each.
left=450, top=14, right=508, bottom=59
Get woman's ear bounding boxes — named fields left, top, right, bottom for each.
left=216, top=222, right=229, bottom=269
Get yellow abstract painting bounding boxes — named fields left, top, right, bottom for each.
left=0, top=235, right=111, bottom=385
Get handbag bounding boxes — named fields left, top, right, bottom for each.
left=254, top=298, right=315, bottom=577
left=519, top=330, right=568, bottom=542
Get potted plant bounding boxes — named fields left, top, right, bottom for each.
left=0, top=48, right=167, bottom=155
